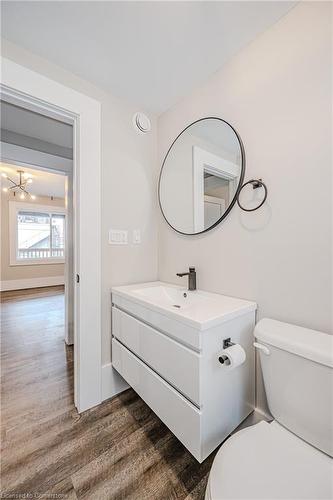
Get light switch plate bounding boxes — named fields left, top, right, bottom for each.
left=109, top=229, right=128, bottom=245
left=133, top=229, right=141, bottom=244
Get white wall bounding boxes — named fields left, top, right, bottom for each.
left=157, top=2, right=332, bottom=413
left=2, top=40, right=158, bottom=396
left=160, top=133, right=196, bottom=233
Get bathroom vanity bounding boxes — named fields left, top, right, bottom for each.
left=111, top=281, right=256, bottom=462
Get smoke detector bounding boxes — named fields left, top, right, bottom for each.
left=133, top=112, right=151, bottom=134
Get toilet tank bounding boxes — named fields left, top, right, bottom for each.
left=254, top=319, right=333, bottom=457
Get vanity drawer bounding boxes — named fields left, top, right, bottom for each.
left=112, top=307, right=201, bottom=406
left=112, top=293, right=201, bottom=350
left=112, top=338, right=201, bottom=460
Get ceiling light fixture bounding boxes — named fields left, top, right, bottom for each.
left=1, top=170, right=36, bottom=199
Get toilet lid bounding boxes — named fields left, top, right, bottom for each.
left=208, top=421, right=333, bottom=500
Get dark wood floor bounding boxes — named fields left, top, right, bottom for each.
left=1, top=286, right=213, bottom=499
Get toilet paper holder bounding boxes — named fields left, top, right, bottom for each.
left=223, top=338, right=235, bottom=349
left=218, top=338, right=235, bottom=364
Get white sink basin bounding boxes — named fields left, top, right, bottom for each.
left=132, top=284, right=210, bottom=309
left=112, top=281, right=256, bottom=330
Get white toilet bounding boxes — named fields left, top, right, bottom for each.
left=206, top=318, right=333, bottom=500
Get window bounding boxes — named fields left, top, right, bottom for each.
left=9, top=202, right=66, bottom=265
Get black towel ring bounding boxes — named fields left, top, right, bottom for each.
left=237, top=178, right=267, bottom=212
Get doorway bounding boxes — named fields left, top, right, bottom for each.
left=1, top=59, right=102, bottom=412
left=0, top=100, right=76, bottom=410
left=0, top=98, right=74, bottom=340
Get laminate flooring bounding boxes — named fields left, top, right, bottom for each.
left=1, top=286, right=214, bottom=499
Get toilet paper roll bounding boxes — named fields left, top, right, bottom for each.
left=219, top=344, right=246, bottom=368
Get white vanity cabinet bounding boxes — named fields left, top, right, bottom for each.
left=111, top=282, right=256, bottom=462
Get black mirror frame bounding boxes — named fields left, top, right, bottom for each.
left=158, top=116, right=246, bottom=236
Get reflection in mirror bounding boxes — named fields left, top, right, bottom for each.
left=204, top=173, right=229, bottom=228
left=159, top=118, right=244, bottom=235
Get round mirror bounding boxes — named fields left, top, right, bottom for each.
left=159, top=117, right=245, bottom=235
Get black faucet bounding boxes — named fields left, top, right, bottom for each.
left=176, top=267, right=196, bottom=291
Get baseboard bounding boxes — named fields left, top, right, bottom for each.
left=101, top=362, right=129, bottom=401
left=0, top=276, right=65, bottom=291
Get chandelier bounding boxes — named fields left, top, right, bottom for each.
left=1, top=170, right=36, bottom=200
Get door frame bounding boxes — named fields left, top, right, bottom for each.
left=1, top=58, right=102, bottom=412
left=193, top=145, right=239, bottom=232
